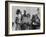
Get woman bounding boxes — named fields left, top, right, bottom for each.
left=15, top=9, right=22, bottom=30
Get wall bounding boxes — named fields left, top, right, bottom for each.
left=0, top=0, right=46, bottom=37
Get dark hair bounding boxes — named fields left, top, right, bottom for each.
left=23, top=10, right=26, bottom=16
left=16, top=9, right=21, bottom=15
left=27, top=14, right=30, bottom=17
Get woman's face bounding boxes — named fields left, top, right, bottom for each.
left=17, top=14, right=21, bottom=19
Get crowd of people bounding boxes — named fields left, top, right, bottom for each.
left=12, top=9, right=40, bottom=30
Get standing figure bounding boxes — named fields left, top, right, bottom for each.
left=15, top=9, right=22, bottom=30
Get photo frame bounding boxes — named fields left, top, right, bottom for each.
left=5, top=1, right=45, bottom=36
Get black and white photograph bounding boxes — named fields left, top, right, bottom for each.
left=12, top=7, right=40, bottom=30
left=5, top=1, right=45, bottom=36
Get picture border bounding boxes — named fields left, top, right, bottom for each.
left=5, top=1, right=45, bottom=36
